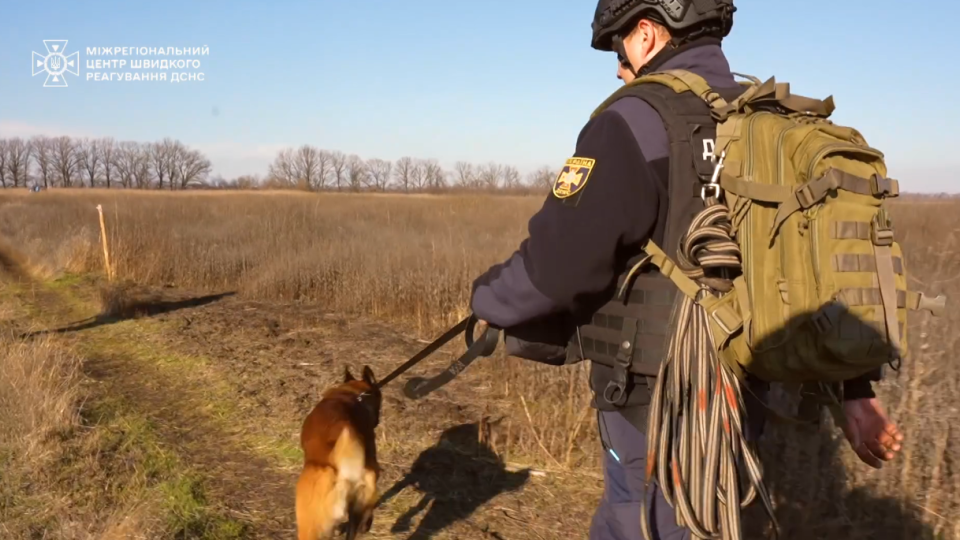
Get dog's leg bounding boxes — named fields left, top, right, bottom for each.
left=344, top=469, right=378, bottom=540
left=297, top=465, right=344, bottom=540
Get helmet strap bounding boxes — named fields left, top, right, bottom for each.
left=638, top=35, right=720, bottom=76
left=611, top=35, right=637, bottom=79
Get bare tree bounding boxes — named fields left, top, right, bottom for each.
left=53, top=136, right=81, bottom=187
left=346, top=154, right=368, bottom=191
left=114, top=141, right=136, bottom=188
left=453, top=161, right=475, bottom=188
left=0, top=140, right=8, bottom=188
left=294, top=145, right=323, bottom=190
left=234, top=174, right=259, bottom=189
left=477, top=162, right=503, bottom=190
left=501, top=165, right=521, bottom=189
left=329, top=150, right=348, bottom=191
left=267, top=147, right=297, bottom=188
left=30, top=136, right=54, bottom=188
left=367, top=158, right=392, bottom=191
left=410, top=160, right=427, bottom=191
left=173, top=144, right=213, bottom=189
left=131, top=143, right=152, bottom=189
left=6, top=138, right=31, bottom=188
left=421, top=159, right=446, bottom=190
left=150, top=138, right=178, bottom=190
left=527, top=165, right=555, bottom=191
left=394, top=156, right=415, bottom=192
left=314, top=149, right=332, bottom=190
left=77, top=138, right=102, bottom=188
left=115, top=141, right=152, bottom=189
left=100, top=138, right=117, bottom=188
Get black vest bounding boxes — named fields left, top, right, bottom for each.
left=570, top=79, right=748, bottom=407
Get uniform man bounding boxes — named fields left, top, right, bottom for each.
left=469, top=1, right=905, bottom=538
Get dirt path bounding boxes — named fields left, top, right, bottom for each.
left=8, top=274, right=603, bottom=539
left=8, top=277, right=298, bottom=537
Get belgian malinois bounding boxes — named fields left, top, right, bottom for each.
left=296, top=366, right=381, bottom=540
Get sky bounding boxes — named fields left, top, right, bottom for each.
left=1, top=0, right=959, bottom=192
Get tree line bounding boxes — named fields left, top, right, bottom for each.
left=0, top=136, right=212, bottom=191
left=0, top=137, right=557, bottom=193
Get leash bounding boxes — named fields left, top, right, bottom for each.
left=372, top=314, right=500, bottom=400
left=636, top=196, right=779, bottom=540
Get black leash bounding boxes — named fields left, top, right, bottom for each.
left=372, top=314, right=500, bottom=400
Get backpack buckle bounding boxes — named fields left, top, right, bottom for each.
left=871, top=211, right=894, bottom=246
left=795, top=185, right=817, bottom=209
left=871, top=227, right=894, bottom=246
left=870, top=174, right=897, bottom=197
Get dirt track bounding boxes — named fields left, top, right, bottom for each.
left=6, top=274, right=603, bottom=539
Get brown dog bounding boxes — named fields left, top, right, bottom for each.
left=296, top=365, right=382, bottom=540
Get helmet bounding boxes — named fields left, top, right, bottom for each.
left=591, top=0, right=736, bottom=52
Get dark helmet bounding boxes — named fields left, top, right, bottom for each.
left=591, top=0, right=736, bottom=52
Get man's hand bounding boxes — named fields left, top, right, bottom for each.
left=841, top=397, right=904, bottom=469
left=474, top=319, right=489, bottom=338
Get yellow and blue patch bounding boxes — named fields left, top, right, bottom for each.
left=552, top=157, right=595, bottom=199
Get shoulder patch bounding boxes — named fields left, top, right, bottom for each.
left=552, top=157, right=595, bottom=199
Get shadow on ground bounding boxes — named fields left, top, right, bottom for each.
left=737, top=415, right=941, bottom=540
left=20, top=291, right=236, bottom=339
left=730, top=303, right=942, bottom=539
left=377, top=422, right=530, bottom=540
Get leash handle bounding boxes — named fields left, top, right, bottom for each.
left=402, top=314, right=500, bottom=400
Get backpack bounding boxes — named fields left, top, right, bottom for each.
left=615, top=69, right=946, bottom=398
left=591, top=69, right=947, bottom=539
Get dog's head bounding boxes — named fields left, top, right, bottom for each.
left=342, top=365, right=382, bottom=428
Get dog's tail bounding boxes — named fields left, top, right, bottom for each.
left=296, top=427, right=366, bottom=540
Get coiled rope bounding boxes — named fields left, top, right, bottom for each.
left=638, top=196, right=780, bottom=540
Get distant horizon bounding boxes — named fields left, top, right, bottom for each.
left=3, top=1, right=959, bottom=193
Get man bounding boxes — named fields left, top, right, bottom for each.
left=469, top=1, right=904, bottom=538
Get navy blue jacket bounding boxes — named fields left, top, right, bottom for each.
left=469, top=40, right=879, bottom=402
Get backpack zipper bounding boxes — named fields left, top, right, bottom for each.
left=808, top=211, right=822, bottom=296
left=805, top=142, right=885, bottom=184
left=775, top=120, right=805, bottom=310
left=741, top=111, right=765, bottom=346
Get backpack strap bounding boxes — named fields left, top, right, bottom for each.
left=586, top=74, right=749, bottom=402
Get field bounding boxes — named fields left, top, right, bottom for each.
left=0, top=188, right=958, bottom=539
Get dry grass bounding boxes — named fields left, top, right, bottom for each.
left=0, top=329, right=252, bottom=539
left=0, top=279, right=252, bottom=539
left=0, top=189, right=535, bottom=334
left=0, top=338, right=78, bottom=449
left=1, top=188, right=958, bottom=538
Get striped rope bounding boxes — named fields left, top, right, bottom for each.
left=640, top=196, right=780, bottom=540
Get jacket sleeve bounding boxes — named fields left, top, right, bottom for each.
left=842, top=367, right=882, bottom=400
left=470, top=109, right=660, bottom=329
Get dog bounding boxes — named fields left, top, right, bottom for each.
left=296, top=365, right=382, bottom=540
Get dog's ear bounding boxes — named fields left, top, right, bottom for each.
left=343, top=366, right=355, bottom=382
left=362, top=365, right=377, bottom=386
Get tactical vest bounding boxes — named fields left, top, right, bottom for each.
left=568, top=79, right=749, bottom=407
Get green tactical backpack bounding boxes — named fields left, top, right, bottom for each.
left=614, top=69, right=947, bottom=399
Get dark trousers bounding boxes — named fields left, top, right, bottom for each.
left=589, top=384, right=768, bottom=540
left=588, top=408, right=690, bottom=540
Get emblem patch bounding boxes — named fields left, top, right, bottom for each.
left=552, top=157, right=595, bottom=199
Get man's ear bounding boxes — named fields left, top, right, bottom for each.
left=362, top=365, right=377, bottom=386
left=343, top=366, right=355, bottom=382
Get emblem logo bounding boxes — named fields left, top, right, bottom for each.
left=32, top=40, right=79, bottom=87
left=552, top=157, right=595, bottom=199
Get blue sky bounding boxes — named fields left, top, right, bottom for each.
left=1, top=0, right=958, bottom=192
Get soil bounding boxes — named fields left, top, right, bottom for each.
left=6, top=275, right=604, bottom=540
